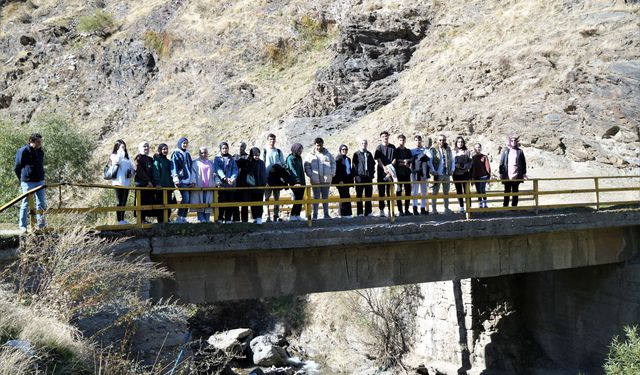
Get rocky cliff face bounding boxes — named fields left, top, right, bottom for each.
left=1, top=0, right=638, bottom=175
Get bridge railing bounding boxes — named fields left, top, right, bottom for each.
left=0, top=175, right=638, bottom=231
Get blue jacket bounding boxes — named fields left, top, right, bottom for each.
left=171, top=148, right=193, bottom=186
left=14, top=144, right=45, bottom=182
left=214, top=155, right=238, bottom=187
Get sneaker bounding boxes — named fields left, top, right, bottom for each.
left=378, top=210, right=386, bottom=217
left=421, top=208, right=428, bottom=215
left=342, top=215, right=353, bottom=219
left=117, top=220, right=128, bottom=225
left=18, top=227, right=27, bottom=234
left=266, top=217, right=272, bottom=223
left=483, top=201, right=489, bottom=208
left=358, top=214, right=364, bottom=217
left=255, top=218, right=263, bottom=225
left=274, top=217, right=282, bottom=222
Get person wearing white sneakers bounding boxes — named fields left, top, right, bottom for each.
left=428, top=135, right=455, bottom=214
left=471, top=143, right=491, bottom=208
left=109, top=139, right=135, bottom=225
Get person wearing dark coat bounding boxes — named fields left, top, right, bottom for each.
left=352, top=139, right=376, bottom=217
left=14, top=133, right=46, bottom=231
left=246, top=147, right=267, bottom=224
left=332, top=144, right=354, bottom=217
left=233, top=142, right=250, bottom=222
left=134, top=141, right=155, bottom=223
left=152, top=143, right=176, bottom=223
left=286, top=143, right=306, bottom=221
left=499, top=135, right=527, bottom=207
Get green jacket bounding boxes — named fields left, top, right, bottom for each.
left=153, top=156, right=174, bottom=187
left=286, top=153, right=305, bottom=185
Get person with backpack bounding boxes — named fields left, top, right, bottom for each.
left=14, top=133, right=46, bottom=232
left=134, top=141, right=155, bottom=223
left=304, top=137, right=336, bottom=220
left=171, top=137, right=194, bottom=223
left=109, top=139, right=135, bottom=225
left=411, top=135, right=429, bottom=215
left=286, top=143, right=306, bottom=221
left=262, top=134, right=286, bottom=222
left=214, top=142, right=238, bottom=223
left=152, top=143, right=175, bottom=223
left=352, top=138, right=375, bottom=217
left=333, top=144, right=354, bottom=218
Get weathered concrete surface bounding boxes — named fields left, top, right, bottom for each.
left=147, top=209, right=640, bottom=302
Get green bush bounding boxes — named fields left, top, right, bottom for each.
left=605, top=325, right=640, bottom=374
left=143, top=30, right=174, bottom=58
left=77, top=10, right=115, bottom=37
left=0, top=116, right=95, bottom=220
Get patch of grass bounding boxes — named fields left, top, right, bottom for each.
left=143, top=30, right=174, bottom=58
left=77, top=10, right=115, bottom=37
left=263, top=38, right=295, bottom=68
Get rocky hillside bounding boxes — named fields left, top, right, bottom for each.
left=1, top=0, right=639, bottom=177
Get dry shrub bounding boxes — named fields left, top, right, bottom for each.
left=264, top=38, right=295, bottom=68
left=4, top=215, right=171, bottom=321
left=144, top=31, right=175, bottom=58
left=351, top=285, right=423, bottom=370
left=0, top=347, right=38, bottom=375
left=77, top=10, right=115, bottom=37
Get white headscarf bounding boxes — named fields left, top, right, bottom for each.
left=138, top=141, right=149, bottom=155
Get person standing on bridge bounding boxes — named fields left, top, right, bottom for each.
left=428, top=134, right=455, bottom=214
left=352, top=138, right=375, bottom=217
left=191, top=147, right=218, bottom=223
left=109, top=139, right=135, bottom=225
left=233, top=142, right=250, bottom=222
left=152, top=143, right=175, bottom=223
left=374, top=131, right=396, bottom=217
left=411, top=135, right=430, bottom=215
left=304, top=137, right=336, bottom=220
left=262, top=134, right=286, bottom=222
left=393, top=134, right=414, bottom=216
left=499, top=135, right=527, bottom=207
left=333, top=144, right=354, bottom=218
left=246, top=147, right=267, bottom=224
left=171, top=137, right=194, bottom=223
left=14, top=133, right=46, bottom=232
left=214, top=142, right=238, bottom=223
left=471, top=143, right=491, bottom=208
left=134, top=141, right=155, bottom=223
left=452, top=136, right=472, bottom=214
left=286, top=143, right=306, bottom=221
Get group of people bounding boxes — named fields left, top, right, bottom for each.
left=12, top=131, right=527, bottom=229
left=104, top=132, right=527, bottom=224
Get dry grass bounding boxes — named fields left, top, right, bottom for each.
left=0, top=347, right=37, bottom=375
left=144, top=30, right=175, bottom=58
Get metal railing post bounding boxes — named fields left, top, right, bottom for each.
left=533, top=179, right=540, bottom=214
left=389, top=181, right=395, bottom=224
left=28, top=192, right=36, bottom=229
left=163, top=189, right=169, bottom=223
left=135, top=189, right=142, bottom=226
left=465, top=180, right=472, bottom=220
left=594, top=177, right=600, bottom=210
left=213, top=190, right=219, bottom=222
left=305, top=185, right=312, bottom=227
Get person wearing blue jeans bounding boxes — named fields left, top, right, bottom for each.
left=14, top=133, right=46, bottom=231
left=171, top=137, right=194, bottom=223
left=471, top=143, right=492, bottom=208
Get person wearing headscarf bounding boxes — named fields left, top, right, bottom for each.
left=213, top=141, right=238, bottom=223
left=233, top=141, right=250, bottom=222
left=190, top=146, right=218, bottom=223
left=499, top=135, right=527, bottom=207
left=109, top=139, right=135, bottom=225
left=134, top=141, right=155, bottom=223
left=286, top=143, right=306, bottom=221
left=171, top=137, right=194, bottom=223
left=332, top=144, right=354, bottom=218
left=152, top=143, right=175, bottom=223
left=246, top=147, right=267, bottom=224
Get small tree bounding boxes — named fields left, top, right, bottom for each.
left=605, top=325, right=640, bottom=374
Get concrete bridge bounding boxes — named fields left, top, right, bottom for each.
left=123, top=208, right=639, bottom=303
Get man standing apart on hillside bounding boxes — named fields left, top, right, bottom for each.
left=14, top=133, right=46, bottom=232
left=428, top=134, right=455, bottom=214
left=374, top=131, right=395, bottom=217
left=262, top=133, right=286, bottom=222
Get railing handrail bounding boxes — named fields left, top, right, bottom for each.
left=1, top=175, right=638, bottom=230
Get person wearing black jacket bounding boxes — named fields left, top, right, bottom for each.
left=352, top=139, right=375, bottom=217
left=499, top=135, right=527, bottom=207
left=332, top=144, right=354, bottom=218
left=393, top=134, right=414, bottom=215
left=246, top=147, right=267, bottom=224
left=14, top=133, right=46, bottom=231
left=233, top=142, right=250, bottom=222
left=134, top=142, right=155, bottom=223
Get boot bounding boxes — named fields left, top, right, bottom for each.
left=421, top=207, right=428, bottom=215
left=413, top=206, right=419, bottom=215
left=396, top=200, right=404, bottom=216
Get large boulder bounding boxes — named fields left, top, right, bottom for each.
left=207, top=328, right=254, bottom=355
left=250, top=335, right=289, bottom=367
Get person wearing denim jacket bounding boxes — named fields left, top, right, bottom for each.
left=171, top=137, right=194, bottom=223
left=214, top=142, right=238, bottom=223
left=14, top=133, right=46, bottom=231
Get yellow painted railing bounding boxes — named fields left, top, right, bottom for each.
left=0, top=175, right=638, bottom=231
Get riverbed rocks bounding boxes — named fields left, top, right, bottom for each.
left=250, top=335, right=290, bottom=367
left=207, top=328, right=253, bottom=355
